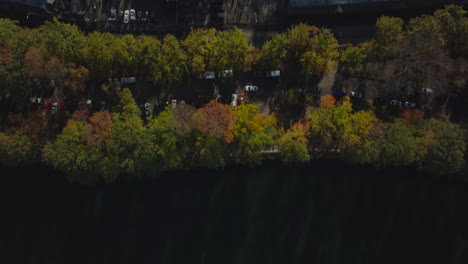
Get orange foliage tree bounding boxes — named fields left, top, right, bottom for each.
left=192, top=100, right=234, bottom=143
left=85, top=111, right=113, bottom=148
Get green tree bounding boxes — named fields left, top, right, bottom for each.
left=259, top=32, right=288, bottom=70
left=0, top=19, right=35, bottom=104
left=434, top=4, right=468, bottom=56
left=232, top=103, right=277, bottom=166
left=375, top=120, right=417, bottom=168
left=42, top=120, right=103, bottom=184
left=278, top=122, right=311, bottom=165
left=81, top=32, right=116, bottom=80
left=105, top=88, right=149, bottom=180
left=182, top=28, right=217, bottom=74
left=340, top=46, right=367, bottom=66
left=146, top=106, right=191, bottom=171
left=415, top=118, right=466, bottom=174
left=0, top=133, right=36, bottom=166
left=308, top=98, right=353, bottom=153
left=212, top=27, right=249, bottom=72
left=151, top=34, right=188, bottom=88
left=37, top=18, right=85, bottom=64
left=374, top=16, right=404, bottom=55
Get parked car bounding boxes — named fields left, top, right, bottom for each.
left=231, top=94, right=237, bottom=107
left=144, top=103, right=151, bottom=116
left=108, top=7, right=117, bottom=21
left=122, top=77, right=136, bottom=84
left=404, top=101, right=416, bottom=108
left=219, top=70, right=233, bottom=78
left=350, top=91, right=363, bottom=99
left=100, top=101, right=106, bottom=111
left=238, top=94, right=244, bottom=104
left=390, top=100, right=402, bottom=106
left=86, top=99, right=92, bottom=107
left=332, top=91, right=344, bottom=98
left=44, top=101, right=51, bottom=111
left=201, top=71, right=215, bottom=79
left=421, top=88, right=433, bottom=95
left=123, top=10, right=130, bottom=24
left=51, top=102, right=58, bottom=115
left=421, top=105, right=432, bottom=111
left=137, top=11, right=142, bottom=22
left=266, top=70, right=280, bottom=78
left=141, top=11, right=148, bottom=22
left=245, top=85, right=258, bottom=92
left=171, top=99, right=177, bottom=108
left=130, top=9, right=136, bottom=22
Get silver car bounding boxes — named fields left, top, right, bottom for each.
left=123, top=10, right=130, bottom=24
left=130, top=9, right=136, bottom=22
left=245, top=85, right=258, bottom=92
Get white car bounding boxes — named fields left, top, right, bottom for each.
left=421, top=88, right=433, bottom=95
left=231, top=94, right=237, bottom=107
left=123, top=10, right=130, bottom=24
left=245, top=85, right=258, bottom=92
left=171, top=99, right=177, bottom=108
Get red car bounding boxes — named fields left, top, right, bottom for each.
left=238, top=94, right=244, bottom=105
left=44, top=101, right=52, bottom=111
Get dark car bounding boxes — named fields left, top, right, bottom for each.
left=404, top=101, right=416, bottom=108
left=421, top=105, right=432, bottom=111
left=100, top=101, right=106, bottom=111
left=390, top=100, right=403, bottom=107
left=137, top=11, right=142, bottom=22
left=332, top=91, right=344, bottom=98
left=350, top=91, right=363, bottom=99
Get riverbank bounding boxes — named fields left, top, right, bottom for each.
left=1, top=160, right=468, bottom=264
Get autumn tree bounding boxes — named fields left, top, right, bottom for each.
left=151, top=34, right=188, bottom=88
left=278, top=122, right=311, bottom=165
left=85, top=111, right=112, bottom=148
left=24, top=46, right=89, bottom=100
left=191, top=100, right=234, bottom=168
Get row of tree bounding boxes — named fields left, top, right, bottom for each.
left=339, top=5, right=468, bottom=101
left=0, top=16, right=342, bottom=107
left=0, top=89, right=465, bottom=184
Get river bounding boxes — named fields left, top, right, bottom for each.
left=1, top=160, right=467, bottom=263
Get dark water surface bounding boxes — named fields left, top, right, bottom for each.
left=1, top=161, right=468, bottom=264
